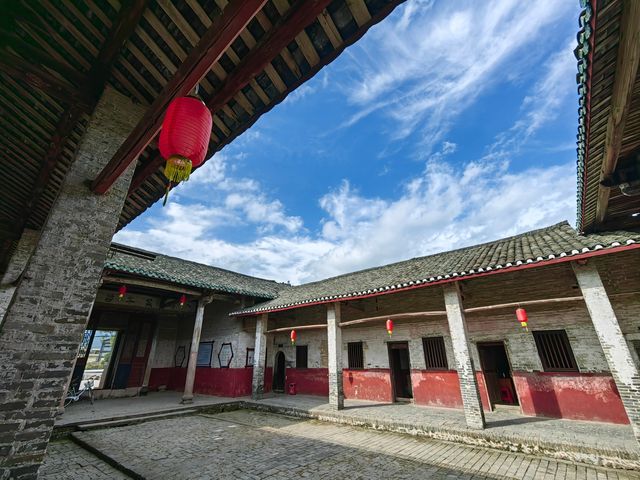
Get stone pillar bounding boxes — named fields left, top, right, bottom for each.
left=251, top=313, right=268, bottom=400
left=0, top=86, right=144, bottom=480
left=0, top=229, right=39, bottom=326
left=182, top=297, right=211, bottom=404
left=443, top=283, right=485, bottom=429
left=573, top=261, right=640, bottom=442
left=141, top=321, right=159, bottom=394
left=327, top=302, right=344, bottom=410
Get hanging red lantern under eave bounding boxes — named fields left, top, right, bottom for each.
left=179, top=294, right=187, bottom=307
left=159, top=96, right=212, bottom=203
left=290, top=330, right=297, bottom=345
left=118, top=285, right=127, bottom=300
left=516, top=308, right=528, bottom=330
left=386, top=319, right=393, bottom=336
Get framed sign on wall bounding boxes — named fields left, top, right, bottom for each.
left=245, top=348, right=255, bottom=367
left=218, top=343, right=234, bottom=368
left=197, top=342, right=214, bottom=367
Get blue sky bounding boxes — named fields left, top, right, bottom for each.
left=116, top=0, right=581, bottom=284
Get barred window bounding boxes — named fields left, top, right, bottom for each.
left=296, top=345, right=308, bottom=369
left=347, top=342, right=364, bottom=369
left=533, top=330, right=578, bottom=372
left=423, top=336, right=448, bottom=370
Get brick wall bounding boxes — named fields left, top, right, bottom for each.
left=0, top=87, right=144, bottom=479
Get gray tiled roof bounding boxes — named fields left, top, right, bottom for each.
left=231, top=221, right=640, bottom=315
left=105, top=244, right=287, bottom=299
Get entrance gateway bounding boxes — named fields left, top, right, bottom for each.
left=388, top=342, right=413, bottom=401
left=477, top=342, right=519, bottom=408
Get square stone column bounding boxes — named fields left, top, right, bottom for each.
left=0, top=229, right=39, bottom=326
left=573, top=261, right=640, bottom=443
left=251, top=313, right=268, bottom=400
left=0, top=86, right=144, bottom=480
left=182, top=297, right=212, bottom=403
left=443, top=283, right=485, bottom=429
left=327, top=303, right=344, bottom=410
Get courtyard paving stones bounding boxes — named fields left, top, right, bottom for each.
left=61, top=410, right=639, bottom=480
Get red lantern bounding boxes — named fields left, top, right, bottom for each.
left=179, top=294, right=187, bottom=307
left=290, top=330, right=297, bottom=345
left=118, top=285, right=127, bottom=300
left=386, top=319, right=393, bottom=336
left=516, top=308, right=528, bottom=330
left=159, top=96, right=212, bottom=203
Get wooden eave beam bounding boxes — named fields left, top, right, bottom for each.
left=102, top=274, right=202, bottom=296
left=127, top=0, right=332, bottom=193
left=91, top=0, right=267, bottom=195
left=594, top=0, right=640, bottom=225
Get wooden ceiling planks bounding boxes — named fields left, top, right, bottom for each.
left=0, top=0, right=405, bottom=269
left=580, top=0, right=640, bottom=232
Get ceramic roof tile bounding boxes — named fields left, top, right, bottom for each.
left=232, top=221, right=640, bottom=315
left=104, top=244, right=288, bottom=299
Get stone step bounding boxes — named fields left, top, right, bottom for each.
left=76, top=409, right=198, bottom=431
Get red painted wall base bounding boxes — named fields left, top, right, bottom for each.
left=513, top=371, right=629, bottom=424
left=148, top=367, right=252, bottom=397
left=343, top=369, right=393, bottom=402
left=286, top=368, right=329, bottom=396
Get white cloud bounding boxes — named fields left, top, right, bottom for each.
left=339, top=0, right=574, bottom=155
left=117, top=153, right=575, bottom=284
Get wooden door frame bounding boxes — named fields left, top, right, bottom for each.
left=476, top=341, right=519, bottom=408
left=387, top=341, right=411, bottom=402
left=272, top=350, right=286, bottom=393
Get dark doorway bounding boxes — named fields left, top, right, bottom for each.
left=477, top=342, right=519, bottom=406
left=388, top=342, right=412, bottom=401
left=273, top=351, right=286, bottom=393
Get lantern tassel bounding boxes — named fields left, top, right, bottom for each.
left=164, top=155, right=193, bottom=183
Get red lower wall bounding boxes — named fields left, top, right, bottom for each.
left=513, top=371, right=628, bottom=424
left=148, top=367, right=252, bottom=398
left=150, top=367, right=629, bottom=424
left=286, top=368, right=329, bottom=396
left=411, top=370, right=463, bottom=408
left=194, top=368, right=253, bottom=397
left=343, top=369, right=393, bottom=402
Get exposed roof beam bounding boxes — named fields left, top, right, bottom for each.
left=0, top=49, right=92, bottom=110
left=0, top=28, right=88, bottom=85
left=4, top=1, right=148, bottom=251
left=102, top=274, right=202, bottom=296
left=594, top=0, right=640, bottom=225
left=127, top=0, right=332, bottom=193
left=91, top=0, right=267, bottom=195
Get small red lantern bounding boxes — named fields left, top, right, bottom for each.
left=290, top=330, right=297, bottom=345
left=386, top=319, right=393, bottom=336
left=159, top=95, right=212, bottom=204
left=118, top=285, right=127, bottom=300
left=516, top=308, right=528, bottom=330
left=179, top=294, right=187, bottom=307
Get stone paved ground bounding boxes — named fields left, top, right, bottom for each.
left=61, top=410, right=640, bottom=480
left=40, top=439, right=129, bottom=479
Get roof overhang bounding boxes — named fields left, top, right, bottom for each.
left=577, top=0, right=640, bottom=232
left=231, top=239, right=640, bottom=317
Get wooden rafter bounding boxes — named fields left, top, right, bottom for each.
left=0, top=49, right=92, bottom=110
left=594, top=0, right=640, bottom=225
left=1, top=0, right=148, bottom=251
left=91, top=0, right=268, bottom=195
left=127, top=0, right=333, bottom=193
